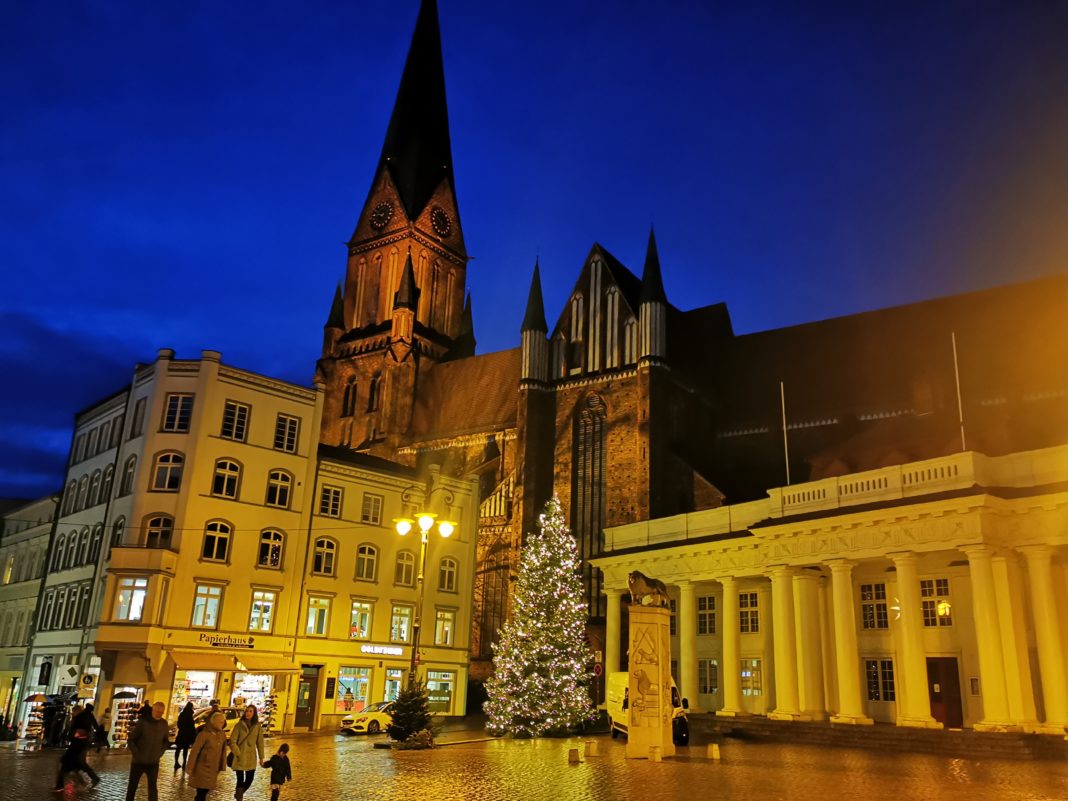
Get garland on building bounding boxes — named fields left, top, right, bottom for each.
left=484, top=496, right=595, bottom=737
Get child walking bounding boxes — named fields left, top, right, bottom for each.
left=262, top=743, right=292, bottom=801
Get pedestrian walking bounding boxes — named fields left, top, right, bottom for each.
left=68, top=703, right=100, bottom=787
left=198, top=700, right=222, bottom=734
left=174, top=702, right=197, bottom=770
left=53, top=724, right=97, bottom=791
left=229, top=705, right=265, bottom=801
left=96, top=707, right=112, bottom=752
left=124, top=701, right=170, bottom=801
left=262, top=743, right=292, bottom=801
left=187, top=711, right=228, bottom=801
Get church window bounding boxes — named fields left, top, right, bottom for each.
left=151, top=451, right=184, bottom=492
left=623, top=319, right=637, bottom=365
left=161, top=393, right=194, bottom=432
left=274, top=414, right=300, bottom=453
left=211, top=459, right=241, bottom=499
left=342, top=378, right=358, bottom=417
left=605, top=288, right=619, bottom=369
left=385, top=248, right=400, bottom=319
left=367, top=375, right=381, bottom=412
left=221, top=400, right=250, bottom=441
left=571, top=394, right=606, bottom=617
left=552, top=333, right=567, bottom=379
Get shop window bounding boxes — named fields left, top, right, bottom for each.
left=698, top=658, right=719, bottom=694
left=384, top=669, right=404, bottom=702
left=698, top=595, right=716, bottom=635
left=221, top=400, right=250, bottom=442
left=211, top=459, right=241, bottom=499
left=394, top=551, right=415, bottom=586
left=274, top=414, right=300, bottom=453
left=192, top=584, right=223, bottom=629
left=426, top=670, right=455, bottom=714
left=151, top=451, right=184, bottom=492
left=258, top=530, right=284, bottom=569
left=312, top=538, right=336, bottom=576
left=161, top=393, right=194, bottom=432
left=740, top=658, right=762, bottom=696
left=319, top=485, right=343, bottom=518
left=434, top=609, right=455, bottom=646
left=920, top=578, right=953, bottom=627
left=172, top=670, right=218, bottom=723
left=349, top=601, right=372, bottom=640
left=356, top=544, right=378, bottom=581
left=231, top=673, right=273, bottom=711
left=115, top=577, right=148, bottom=622
left=336, top=666, right=371, bottom=713
left=438, top=557, right=457, bottom=592
left=201, top=521, right=232, bottom=562
left=248, top=590, right=276, bottom=633
left=390, top=605, right=412, bottom=643
left=265, top=471, right=292, bottom=509
left=865, top=659, right=896, bottom=701
left=360, top=493, right=383, bottom=525
left=306, top=596, right=330, bottom=636
left=861, top=583, right=889, bottom=630
left=739, top=592, right=759, bottom=633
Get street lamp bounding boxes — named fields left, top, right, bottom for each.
left=393, top=474, right=456, bottom=688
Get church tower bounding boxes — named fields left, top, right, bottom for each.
left=317, top=0, right=469, bottom=452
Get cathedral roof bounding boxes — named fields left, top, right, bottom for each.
left=378, top=0, right=454, bottom=221
left=406, top=347, right=521, bottom=442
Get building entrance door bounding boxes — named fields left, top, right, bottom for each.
left=294, top=666, right=320, bottom=728
left=926, top=657, right=963, bottom=728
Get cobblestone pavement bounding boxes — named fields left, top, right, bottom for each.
left=3, top=730, right=1065, bottom=801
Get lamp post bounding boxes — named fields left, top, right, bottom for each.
left=394, top=472, right=455, bottom=688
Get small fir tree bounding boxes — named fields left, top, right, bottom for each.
left=484, top=496, right=595, bottom=737
left=387, top=681, right=433, bottom=746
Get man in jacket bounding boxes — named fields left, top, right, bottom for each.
left=125, top=701, right=170, bottom=801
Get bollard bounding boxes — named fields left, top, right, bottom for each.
left=585, top=740, right=599, bottom=757
left=568, top=747, right=581, bottom=764
left=707, top=743, right=721, bottom=760
left=649, top=745, right=662, bottom=763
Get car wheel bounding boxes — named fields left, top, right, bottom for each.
left=367, top=720, right=380, bottom=734
left=673, top=719, right=690, bottom=746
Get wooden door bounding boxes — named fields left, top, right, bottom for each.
left=926, top=657, right=963, bottom=728
left=294, top=666, right=319, bottom=728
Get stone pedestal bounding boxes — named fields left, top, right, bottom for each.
left=626, top=604, right=675, bottom=759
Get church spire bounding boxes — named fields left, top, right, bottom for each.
left=521, top=260, right=548, bottom=333
left=325, top=283, right=344, bottom=329
left=640, top=227, right=668, bottom=305
left=393, top=249, right=421, bottom=311
left=378, top=0, right=453, bottom=221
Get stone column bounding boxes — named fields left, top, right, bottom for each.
left=888, top=552, right=940, bottom=727
left=990, top=552, right=1038, bottom=728
left=605, top=588, right=623, bottom=678
left=768, top=566, right=801, bottom=719
left=793, top=571, right=825, bottom=719
left=827, top=560, right=873, bottom=724
left=1019, top=546, right=1068, bottom=732
left=677, top=581, right=699, bottom=712
left=717, top=576, right=744, bottom=716
left=960, top=545, right=1015, bottom=730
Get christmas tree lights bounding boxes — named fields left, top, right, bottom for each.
left=484, top=496, right=596, bottom=737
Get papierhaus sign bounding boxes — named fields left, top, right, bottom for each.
left=199, top=633, right=255, bottom=649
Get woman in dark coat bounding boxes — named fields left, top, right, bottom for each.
left=173, top=702, right=197, bottom=770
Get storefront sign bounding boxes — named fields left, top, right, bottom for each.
left=359, top=644, right=403, bottom=656
left=199, top=633, right=255, bottom=649
left=325, top=677, right=336, bottom=700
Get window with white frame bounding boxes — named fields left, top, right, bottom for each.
left=221, top=400, right=250, bottom=442
left=143, top=514, right=174, bottom=549
left=920, top=578, right=953, bottom=627
left=161, top=393, right=194, bottom=432
left=739, top=592, right=759, bottom=633
left=390, top=604, right=412, bottom=642
left=395, top=551, right=415, bottom=586
left=248, top=590, right=276, bottom=633
left=865, top=658, right=896, bottom=701
left=740, top=658, right=762, bottom=696
left=698, top=658, right=719, bottom=694
left=274, top=414, right=300, bottom=453
left=434, top=609, right=455, bottom=646
left=258, top=530, right=284, bottom=569
left=115, top=577, right=148, bottom=621
left=191, top=584, right=222, bottom=628
left=101, top=464, right=114, bottom=502
left=360, top=493, right=383, bottom=525
left=860, top=583, right=889, bottom=630
left=349, top=600, right=372, bottom=640
left=201, top=521, right=231, bottom=562
left=319, top=485, right=342, bottom=517
left=41, top=591, right=55, bottom=630
left=211, top=459, right=241, bottom=499
left=306, top=596, right=330, bottom=636
left=265, top=470, right=292, bottom=509
left=312, top=538, right=336, bottom=576
left=438, top=557, right=457, bottom=592
left=355, top=544, right=377, bottom=581
left=698, top=595, right=716, bottom=635
left=88, top=470, right=101, bottom=506
left=151, top=452, right=184, bottom=491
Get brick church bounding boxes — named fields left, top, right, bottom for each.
left=314, top=0, right=1068, bottom=678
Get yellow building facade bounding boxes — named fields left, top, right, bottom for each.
left=593, top=446, right=1068, bottom=735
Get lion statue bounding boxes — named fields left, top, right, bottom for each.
left=627, top=571, right=669, bottom=608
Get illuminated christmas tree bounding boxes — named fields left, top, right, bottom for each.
left=484, top=496, right=595, bottom=737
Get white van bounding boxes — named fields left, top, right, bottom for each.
left=606, top=671, right=690, bottom=745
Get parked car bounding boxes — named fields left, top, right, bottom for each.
left=606, top=672, right=690, bottom=746
left=339, top=701, right=394, bottom=735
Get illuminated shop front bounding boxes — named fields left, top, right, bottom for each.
left=426, top=670, right=455, bottom=713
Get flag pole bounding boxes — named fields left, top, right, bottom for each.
left=951, top=332, right=966, bottom=451
left=780, top=381, right=791, bottom=485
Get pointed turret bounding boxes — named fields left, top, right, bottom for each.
left=521, top=260, right=548, bottom=333
left=393, top=250, right=421, bottom=311
left=448, top=292, right=477, bottom=359
left=325, top=283, right=345, bottom=329
left=640, top=228, right=668, bottom=305
left=639, top=228, right=668, bottom=363
left=379, top=0, right=453, bottom=221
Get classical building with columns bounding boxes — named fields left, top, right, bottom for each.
left=593, top=445, right=1068, bottom=734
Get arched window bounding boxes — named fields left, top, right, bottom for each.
left=98, top=420, right=111, bottom=452
left=201, top=521, right=232, bottom=562
left=77, top=527, right=91, bottom=566
left=40, top=591, right=55, bottom=631
left=211, top=459, right=241, bottom=498
left=111, top=517, right=126, bottom=550
left=355, top=544, right=377, bottom=581
left=342, top=377, right=358, bottom=418
left=52, top=588, right=66, bottom=629
left=144, top=515, right=173, bottom=549
left=573, top=393, right=607, bottom=617
left=439, top=557, right=458, bottom=592
left=88, top=470, right=102, bottom=507
left=76, top=476, right=89, bottom=511
left=605, top=288, right=620, bottom=369
left=120, top=456, right=137, bottom=496
left=394, top=551, right=415, bottom=586
left=64, top=588, right=78, bottom=629
left=51, top=534, right=66, bottom=572
left=89, top=525, right=104, bottom=563
left=258, top=530, right=284, bottom=569
left=62, top=481, right=77, bottom=516
left=265, top=470, right=292, bottom=509
left=64, top=532, right=79, bottom=569
left=367, top=375, right=381, bottom=412
left=312, top=538, right=336, bottom=576
left=623, top=319, right=637, bottom=365
left=100, top=464, right=114, bottom=504
left=151, top=452, right=184, bottom=492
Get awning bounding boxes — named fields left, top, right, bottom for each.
left=170, top=651, right=240, bottom=672
left=233, top=655, right=301, bottom=674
